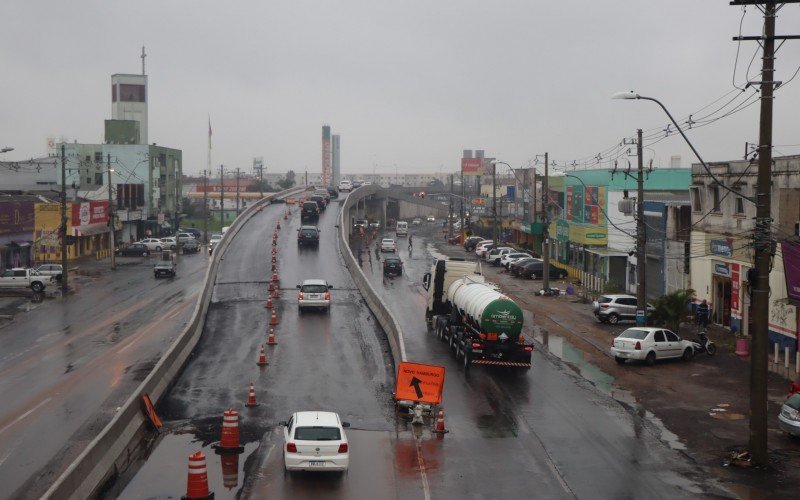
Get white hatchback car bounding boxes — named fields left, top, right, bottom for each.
left=474, top=240, right=494, bottom=257
left=380, top=238, right=397, bottom=253
left=297, top=279, right=332, bottom=312
left=500, top=252, right=534, bottom=269
left=610, top=327, right=698, bottom=366
left=159, top=237, right=177, bottom=250
left=138, top=238, right=165, bottom=251
left=485, top=247, right=514, bottom=265
left=281, top=411, right=350, bottom=473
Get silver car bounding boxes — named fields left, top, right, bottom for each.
left=297, top=279, right=333, bottom=312
left=593, top=294, right=654, bottom=325
left=778, top=394, right=800, bottom=437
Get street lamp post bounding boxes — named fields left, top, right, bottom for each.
left=106, top=154, right=116, bottom=270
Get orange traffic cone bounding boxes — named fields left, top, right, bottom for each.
left=245, top=382, right=259, bottom=407
left=214, top=410, right=245, bottom=454
left=272, top=287, right=281, bottom=299
left=273, top=231, right=278, bottom=239
left=271, top=263, right=277, bottom=272
left=283, top=212, right=288, bottom=220
left=270, top=310, right=279, bottom=326
left=267, top=328, right=277, bottom=345
left=276, top=222, right=281, bottom=231
left=257, top=345, right=268, bottom=366
left=265, top=297, right=273, bottom=309
left=183, top=451, right=213, bottom=499
left=432, top=410, right=449, bottom=434
left=271, top=256, right=277, bottom=264
left=271, top=272, right=279, bottom=283
left=272, top=247, right=277, bottom=255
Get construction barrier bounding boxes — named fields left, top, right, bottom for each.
left=550, top=261, right=582, bottom=280
left=43, top=185, right=306, bottom=500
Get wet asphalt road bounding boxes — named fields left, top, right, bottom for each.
left=358, top=228, right=707, bottom=499
left=0, top=248, right=208, bottom=499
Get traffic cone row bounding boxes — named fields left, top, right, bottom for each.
left=256, top=345, right=269, bottom=366
left=270, top=310, right=279, bottom=326
left=245, top=382, right=259, bottom=407
left=267, top=327, right=277, bottom=345
left=265, top=297, right=273, bottom=309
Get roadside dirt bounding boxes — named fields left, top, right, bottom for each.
left=434, top=237, right=800, bottom=499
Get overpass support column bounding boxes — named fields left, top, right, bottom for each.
left=380, top=199, right=387, bottom=229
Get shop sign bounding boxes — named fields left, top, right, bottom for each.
left=782, top=240, right=800, bottom=303
left=556, top=219, right=569, bottom=242
left=713, top=262, right=731, bottom=277
left=71, top=201, right=109, bottom=226
left=0, top=201, right=34, bottom=235
left=710, top=239, right=733, bottom=257
left=731, top=263, right=740, bottom=313
left=569, top=224, right=607, bottom=245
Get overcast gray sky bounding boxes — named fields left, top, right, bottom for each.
left=2, top=1, right=799, bottom=176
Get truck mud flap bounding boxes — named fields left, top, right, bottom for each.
left=471, top=360, right=531, bottom=368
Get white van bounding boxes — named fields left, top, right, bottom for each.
left=222, top=226, right=230, bottom=234
left=396, top=221, right=408, bottom=237
left=338, top=180, right=352, bottom=192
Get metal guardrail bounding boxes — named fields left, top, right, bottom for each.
left=42, top=186, right=306, bottom=500
left=338, top=187, right=407, bottom=363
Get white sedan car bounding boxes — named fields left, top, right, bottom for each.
left=610, top=327, right=698, bottom=365
left=138, top=238, right=165, bottom=251
left=380, top=238, right=397, bottom=253
left=297, top=279, right=332, bottom=312
left=159, top=237, right=177, bottom=250
left=282, top=411, right=350, bottom=472
left=500, top=252, right=534, bottom=269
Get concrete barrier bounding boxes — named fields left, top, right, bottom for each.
left=338, top=187, right=407, bottom=363
left=43, top=186, right=306, bottom=500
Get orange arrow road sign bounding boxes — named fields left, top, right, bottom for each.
left=395, top=361, right=445, bottom=405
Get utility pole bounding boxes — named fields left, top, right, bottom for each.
left=60, top=145, right=68, bottom=294
left=235, top=167, right=241, bottom=215
left=448, top=174, right=454, bottom=238
left=460, top=170, right=465, bottom=235
left=219, top=165, right=224, bottom=226
left=492, top=163, right=498, bottom=242
left=543, top=152, right=550, bottom=292
left=257, top=163, right=264, bottom=199
left=107, top=154, right=116, bottom=270
left=202, top=170, right=208, bottom=243
left=636, top=128, right=647, bottom=325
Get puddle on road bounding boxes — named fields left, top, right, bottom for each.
left=115, top=429, right=259, bottom=500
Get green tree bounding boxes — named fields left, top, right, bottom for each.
left=649, top=289, right=695, bottom=333
left=277, top=170, right=296, bottom=190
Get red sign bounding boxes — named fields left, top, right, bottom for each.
left=566, top=186, right=573, bottom=221
left=731, top=263, right=740, bottom=313
left=461, top=158, right=482, bottom=174
left=72, top=201, right=109, bottom=226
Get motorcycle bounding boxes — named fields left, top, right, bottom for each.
left=693, top=329, right=717, bottom=356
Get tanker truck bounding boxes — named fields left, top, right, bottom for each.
left=423, top=259, right=533, bottom=370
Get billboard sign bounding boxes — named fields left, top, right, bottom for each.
left=0, top=201, right=35, bottom=235
left=782, top=240, right=800, bottom=303
left=71, top=201, right=109, bottom=226
left=461, top=158, right=482, bottom=174
left=710, top=239, right=733, bottom=257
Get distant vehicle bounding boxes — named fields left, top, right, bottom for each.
left=116, top=243, right=151, bottom=257
left=463, top=236, right=484, bottom=251
left=209, top=233, right=223, bottom=254
left=34, top=263, right=63, bottom=282
left=138, top=238, right=165, bottom=252
left=610, top=327, right=697, bottom=365
left=353, top=219, right=368, bottom=231
left=509, top=257, right=539, bottom=277
left=280, top=411, right=350, bottom=473
left=593, top=294, right=654, bottom=325
left=500, top=252, right=534, bottom=269
left=181, top=238, right=200, bottom=254
left=519, top=261, right=566, bottom=280
left=368, top=221, right=380, bottom=230
left=0, top=268, right=54, bottom=293
left=222, top=226, right=230, bottom=234
left=310, top=195, right=327, bottom=212
left=474, top=240, right=494, bottom=258
left=426, top=215, right=436, bottom=223
left=485, top=247, right=514, bottom=265
left=297, top=279, right=333, bottom=312
left=179, top=228, right=202, bottom=240
left=176, top=232, right=196, bottom=244
left=154, top=258, right=176, bottom=278
left=352, top=179, right=364, bottom=189
left=362, top=181, right=372, bottom=186
left=160, top=237, right=178, bottom=250
left=326, top=186, right=339, bottom=199
left=338, top=180, right=352, bottom=192
left=301, top=201, right=320, bottom=222
left=383, top=256, right=403, bottom=276
left=778, top=393, right=800, bottom=437
left=297, top=226, right=321, bottom=247
left=412, top=218, right=422, bottom=226
left=380, top=238, right=397, bottom=253
left=285, top=196, right=297, bottom=205
left=395, top=221, right=408, bottom=237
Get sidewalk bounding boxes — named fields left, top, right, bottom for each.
left=433, top=238, right=800, bottom=498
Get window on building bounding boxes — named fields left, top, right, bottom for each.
left=734, top=190, right=745, bottom=216
left=95, top=172, right=103, bottom=185
left=690, top=188, right=702, bottom=212
left=87, top=177, right=92, bottom=185
left=94, top=152, right=103, bottom=163
left=711, top=186, right=721, bottom=213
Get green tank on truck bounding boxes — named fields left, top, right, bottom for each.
left=424, top=263, right=533, bottom=371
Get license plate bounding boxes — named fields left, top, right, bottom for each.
left=309, top=460, right=325, bottom=466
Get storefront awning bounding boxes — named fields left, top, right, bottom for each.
left=585, top=247, right=629, bottom=258
left=73, top=223, right=110, bottom=237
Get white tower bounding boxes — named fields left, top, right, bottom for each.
left=111, top=73, right=148, bottom=144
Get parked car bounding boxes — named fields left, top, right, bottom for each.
left=280, top=411, right=350, bottom=473
left=301, top=201, right=320, bottom=222
left=509, top=258, right=540, bottom=276
left=500, top=252, right=534, bottom=269
left=520, top=261, right=567, bottom=280
left=485, top=247, right=514, bottom=265
left=0, top=268, right=53, bottom=293
left=610, top=327, right=697, bottom=365
left=209, top=233, right=223, bottom=254
left=778, top=393, right=800, bottom=437
left=297, top=226, right=321, bottom=247
left=474, top=240, right=494, bottom=258
left=464, top=236, right=484, bottom=251
left=135, top=238, right=163, bottom=251
left=593, top=294, right=654, bottom=325
left=176, top=232, right=196, bottom=244
left=182, top=238, right=200, bottom=254
left=380, top=238, right=397, bottom=253
left=297, top=279, right=333, bottom=312
left=34, top=263, right=63, bottom=282
left=383, top=256, right=403, bottom=276
left=116, top=243, right=151, bottom=257
left=159, top=237, right=178, bottom=251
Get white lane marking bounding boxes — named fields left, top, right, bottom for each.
left=0, top=397, right=53, bottom=436
left=0, top=434, right=24, bottom=467
left=414, top=434, right=431, bottom=500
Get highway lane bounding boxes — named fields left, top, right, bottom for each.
left=116, top=199, right=402, bottom=499
left=0, top=248, right=209, bottom=499
left=358, top=227, right=709, bottom=499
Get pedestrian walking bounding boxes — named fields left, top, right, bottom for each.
left=696, top=299, right=710, bottom=328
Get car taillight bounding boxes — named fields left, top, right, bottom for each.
left=635, top=341, right=641, bottom=350
left=287, top=443, right=297, bottom=453
left=338, top=443, right=348, bottom=453
left=298, top=292, right=304, bottom=300
left=325, top=292, right=331, bottom=300
left=523, top=346, right=534, bottom=352
left=471, top=342, right=482, bottom=349
left=601, top=304, right=609, bottom=309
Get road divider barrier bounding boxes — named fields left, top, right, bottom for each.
left=43, top=186, right=305, bottom=500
